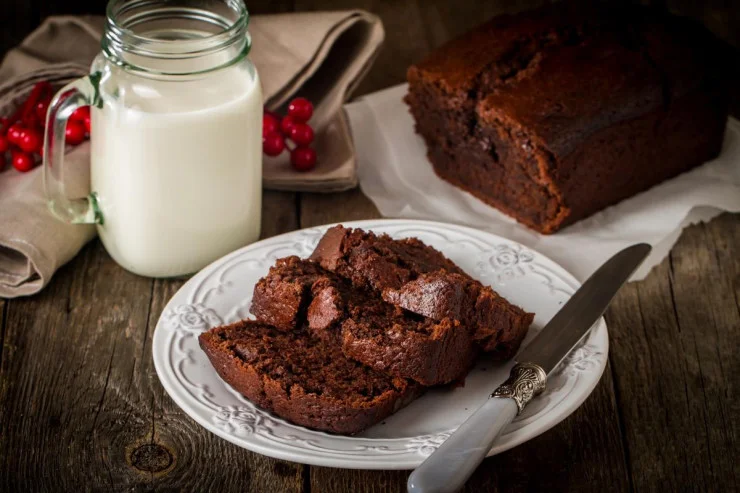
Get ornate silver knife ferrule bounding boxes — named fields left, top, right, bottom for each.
left=490, top=362, right=547, bottom=414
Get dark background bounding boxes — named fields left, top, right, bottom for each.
left=3, top=0, right=740, bottom=84
left=4, top=1, right=739, bottom=111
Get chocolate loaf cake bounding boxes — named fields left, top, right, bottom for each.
left=310, top=225, right=533, bottom=357
left=198, top=320, right=420, bottom=435
left=202, top=227, right=537, bottom=434
left=406, top=5, right=729, bottom=233
left=251, top=256, right=478, bottom=385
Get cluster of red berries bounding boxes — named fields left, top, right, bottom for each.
left=0, top=81, right=91, bottom=173
left=263, top=97, right=317, bottom=171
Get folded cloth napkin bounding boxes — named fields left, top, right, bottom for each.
left=0, top=12, right=383, bottom=298
left=346, top=84, right=740, bottom=282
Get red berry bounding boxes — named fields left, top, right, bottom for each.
left=263, top=113, right=279, bottom=136
left=280, top=115, right=297, bottom=135
left=18, top=128, right=42, bottom=153
left=288, top=97, right=313, bottom=122
left=65, top=121, right=86, bottom=145
left=35, top=98, right=51, bottom=123
left=70, top=106, right=90, bottom=123
left=288, top=123, right=314, bottom=146
left=84, top=114, right=91, bottom=134
left=290, top=146, right=317, bottom=171
left=263, top=131, right=286, bottom=157
left=11, top=150, right=34, bottom=172
left=0, top=134, right=8, bottom=153
left=22, top=111, right=41, bottom=129
left=7, top=124, right=24, bottom=144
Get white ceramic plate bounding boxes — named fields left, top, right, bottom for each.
left=152, top=219, right=607, bottom=469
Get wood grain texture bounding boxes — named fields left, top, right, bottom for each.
left=607, top=214, right=740, bottom=493
left=0, top=192, right=302, bottom=493
left=300, top=188, right=380, bottom=227
left=1, top=1, right=740, bottom=492
left=311, top=365, right=631, bottom=493
left=0, top=299, right=5, bottom=374
left=0, top=240, right=154, bottom=491
left=140, top=190, right=304, bottom=493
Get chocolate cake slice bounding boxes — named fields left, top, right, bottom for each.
left=310, top=224, right=465, bottom=292
left=310, top=225, right=534, bottom=357
left=250, top=256, right=326, bottom=331
left=198, top=320, right=420, bottom=435
left=382, top=271, right=534, bottom=359
left=251, top=256, right=478, bottom=385
left=309, top=274, right=477, bottom=386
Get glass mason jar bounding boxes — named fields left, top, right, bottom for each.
left=43, top=0, right=262, bottom=278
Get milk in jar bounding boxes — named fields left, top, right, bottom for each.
left=42, top=0, right=263, bottom=278
left=90, top=56, right=262, bottom=277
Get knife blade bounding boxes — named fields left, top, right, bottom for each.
left=517, top=242, right=652, bottom=374
left=407, top=243, right=652, bottom=493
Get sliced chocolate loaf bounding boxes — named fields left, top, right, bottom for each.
left=382, top=271, right=534, bottom=359
left=198, top=320, right=420, bottom=435
left=310, top=225, right=534, bottom=358
left=251, top=256, right=478, bottom=385
left=309, top=224, right=465, bottom=292
left=308, top=274, right=477, bottom=386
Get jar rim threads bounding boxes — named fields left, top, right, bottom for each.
left=102, top=0, right=250, bottom=76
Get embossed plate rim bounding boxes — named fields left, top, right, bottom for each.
left=152, top=219, right=608, bottom=469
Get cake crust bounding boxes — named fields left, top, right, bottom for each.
left=383, top=271, right=534, bottom=359
left=198, top=321, right=420, bottom=435
left=311, top=225, right=534, bottom=357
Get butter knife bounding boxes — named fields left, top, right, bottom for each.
left=407, top=243, right=651, bottom=493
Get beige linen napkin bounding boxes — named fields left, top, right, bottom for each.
left=0, top=12, right=383, bottom=298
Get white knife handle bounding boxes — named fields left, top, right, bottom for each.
left=407, top=363, right=547, bottom=493
left=407, top=396, right=517, bottom=493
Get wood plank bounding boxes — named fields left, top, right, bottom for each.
left=134, top=190, right=304, bottom=492
left=300, top=188, right=380, bottom=227
left=608, top=265, right=696, bottom=492
left=263, top=190, right=300, bottom=238
left=0, top=191, right=301, bottom=492
left=465, top=364, right=630, bottom=492
left=668, top=215, right=739, bottom=490
left=608, top=214, right=740, bottom=492
left=310, top=366, right=631, bottom=493
left=0, top=299, right=5, bottom=372
left=0, top=240, right=154, bottom=491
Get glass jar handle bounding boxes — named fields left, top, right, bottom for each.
left=43, top=74, right=103, bottom=225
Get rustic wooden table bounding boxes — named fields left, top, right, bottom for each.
left=1, top=1, right=738, bottom=492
